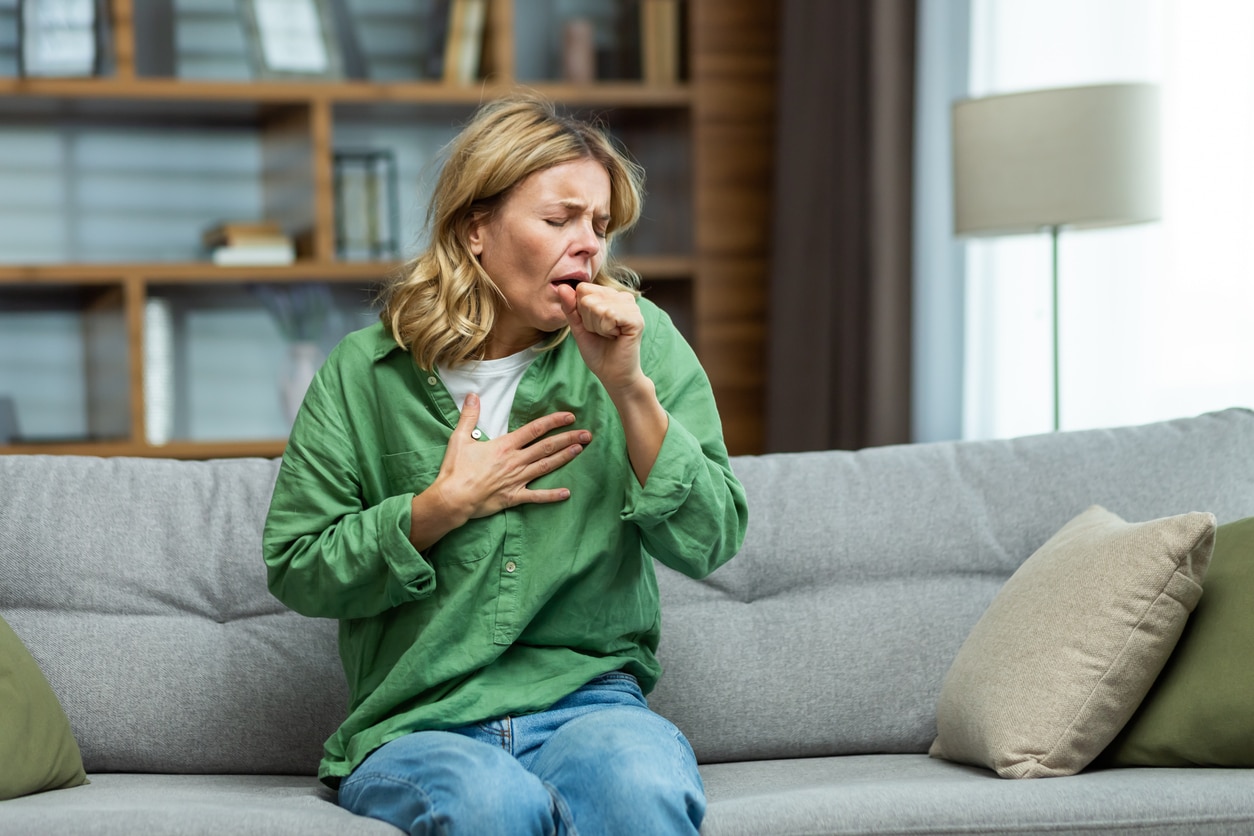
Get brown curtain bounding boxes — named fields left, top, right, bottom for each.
left=765, top=0, right=917, bottom=452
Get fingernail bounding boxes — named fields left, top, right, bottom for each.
left=559, top=489, right=571, bottom=499
left=578, top=431, right=591, bottom=443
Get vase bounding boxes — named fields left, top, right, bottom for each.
left=280, top=341, right=323, bottom=426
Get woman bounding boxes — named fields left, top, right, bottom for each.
left=263, top=92, right=748, bottom=835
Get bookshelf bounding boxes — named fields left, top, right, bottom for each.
left=0, top=0, right=775, bottom=458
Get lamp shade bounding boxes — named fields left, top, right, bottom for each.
left=953, top=83, right=1161, bottom=236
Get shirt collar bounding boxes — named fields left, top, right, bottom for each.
left=369, top=322, right=410, bottom=364
left=365, top=321, right=566, bottom=369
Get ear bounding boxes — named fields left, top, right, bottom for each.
left=466, top=214, right=486, bottom=257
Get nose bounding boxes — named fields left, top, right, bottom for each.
left=571, top=219, right=601, bottom=258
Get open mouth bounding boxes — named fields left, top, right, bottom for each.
left=552, top=278, right=583, bottom=290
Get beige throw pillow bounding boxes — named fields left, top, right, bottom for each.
left=929, top=505, right=1215, bottom=778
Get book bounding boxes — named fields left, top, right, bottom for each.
left=241, top=0, right=344, bottom=79
left=211, top=242, right=296, bottom=266
left=442, top=0, right=487, bottom=84
left=202, top=220, right=285, bottom=249
left=209, top=232, right=293, bottom=249
left=640, top=0, right=679, bottom=86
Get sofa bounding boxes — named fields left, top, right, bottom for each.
left=2, top=408, right=1253, bottom=835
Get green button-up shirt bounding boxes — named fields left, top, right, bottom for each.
left=262, top=298, right=748, bottom=787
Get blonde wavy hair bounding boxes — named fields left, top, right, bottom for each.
left=381, top=92, right=646, bottom=370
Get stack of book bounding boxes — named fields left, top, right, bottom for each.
left=203, top=221, right=296, bottom=266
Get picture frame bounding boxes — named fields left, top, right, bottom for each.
left=18, top=0, right=99, bottom=78
left=238, top=0, right=344, bottom=80
left=333, top=149, right=400, bottom=262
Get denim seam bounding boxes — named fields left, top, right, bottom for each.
left=475, top=719, right=511, bottom=752
left=542, top=779, right=576, bottom=836
left=671, top=728, right=707, bottom=826
left=587, top=671, right=637, bottom=688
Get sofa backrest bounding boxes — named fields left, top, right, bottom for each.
left=647, top=408, right=1254, bottom=763
left=2, top=409, right=1253, bottom=774
left=0, top=455, right=337, bottom=775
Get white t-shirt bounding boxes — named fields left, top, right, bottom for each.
left=437, top=347, right=539, bottom=439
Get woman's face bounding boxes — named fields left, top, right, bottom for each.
left=469, top=158, right=611, bottom=359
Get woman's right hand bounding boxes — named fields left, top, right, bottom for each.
left=408, top=393, right=590, bottom=550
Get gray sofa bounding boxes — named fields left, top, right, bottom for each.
left=3, top=408, right=1254, bottom=835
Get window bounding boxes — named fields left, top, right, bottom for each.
left=962, top=0, right=1254, bottom=438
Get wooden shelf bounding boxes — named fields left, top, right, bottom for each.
left=0, top=77, right=692, bottom=109
left=0, top=256, right=693, bottom=285
left=0, top=261, right=395, bottom=285
left=0, top=438, right=287, bottom=460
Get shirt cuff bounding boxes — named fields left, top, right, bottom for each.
left=376, top=492, right=436, bottom=603
left=620, top=416, right=701, bottom=526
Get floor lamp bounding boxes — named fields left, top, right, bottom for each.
left=952, top=83, right=1161, bottom=431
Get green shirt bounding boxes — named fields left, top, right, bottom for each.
left=262, top=298, right=748, bottom=786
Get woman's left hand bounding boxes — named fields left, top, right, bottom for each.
left=557, top=283, right=647, bottom=396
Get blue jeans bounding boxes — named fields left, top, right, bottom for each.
left=337, top=672, right=705, bottom=836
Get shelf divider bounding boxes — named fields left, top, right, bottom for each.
left=109, top=0, right=137, bottom=79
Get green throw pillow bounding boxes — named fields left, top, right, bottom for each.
left=1100, top=516, right=1254, bottom=767
left=0, top=614, right=88, bottom=799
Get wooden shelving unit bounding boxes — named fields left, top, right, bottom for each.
left=0, top=0, right=776, bottom=458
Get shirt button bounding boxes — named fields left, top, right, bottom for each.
left=426, top=375, right=437, bottom=385
left=505, top=561, right=517, bottom=573
left=471, top=428, right=483, bottom=439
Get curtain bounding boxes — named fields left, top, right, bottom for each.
left=765, top=0, right=917, bottom=452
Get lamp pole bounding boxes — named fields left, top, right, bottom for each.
left=1050, top=224, right=1061, bottom=432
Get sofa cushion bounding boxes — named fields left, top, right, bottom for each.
left=929, top=505, right=1214, bottom=778
left=0, top=774, right=398, bottom=836
left=8, top=763, right=1254, bottom=836
left=698, top=754, right=1254, bottom=835
left=0, top=612, right=87, bottom=799
left=1099, top=515, right=1254, bottom=767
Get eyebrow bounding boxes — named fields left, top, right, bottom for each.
left=550, top=199, right=611, bottom=221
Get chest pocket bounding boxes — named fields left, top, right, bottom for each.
left=382, top=448, right=504, bottom=565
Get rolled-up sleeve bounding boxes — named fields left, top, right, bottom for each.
left=621, top=304, right=748, bottom=579
left=263, top=346, right=436, bottom=620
